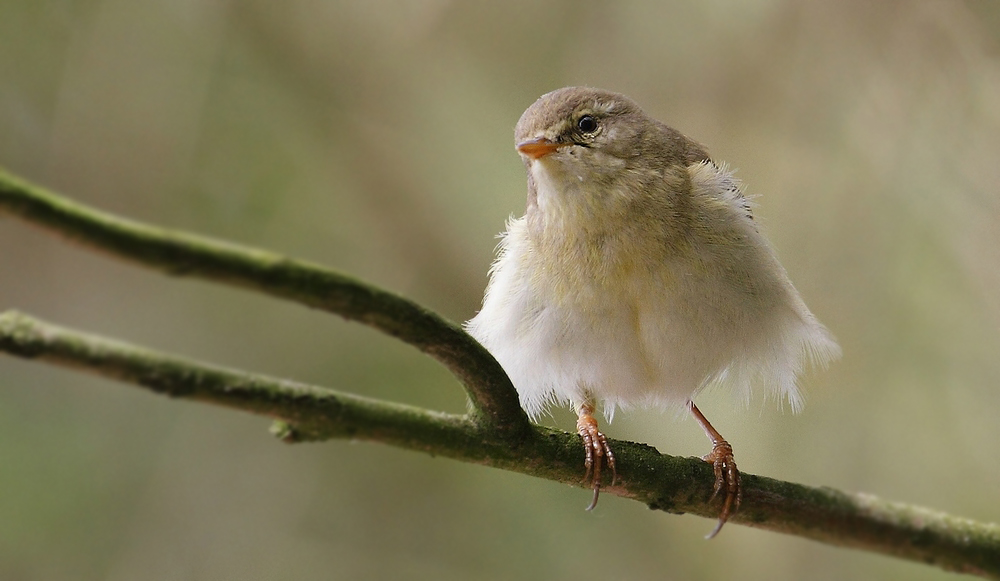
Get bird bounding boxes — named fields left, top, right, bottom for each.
left=465, top=87, right=840, bottom=537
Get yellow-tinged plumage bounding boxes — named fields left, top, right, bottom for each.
left=465, top=87, right=839, bottom=529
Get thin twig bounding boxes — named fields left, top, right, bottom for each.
left=0, top=168, right=530, bottom=439
left=1, top=310, right=998, bottom=578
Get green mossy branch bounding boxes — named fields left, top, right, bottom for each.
left=0, top=167, right=528, bottom=439
left=2, top=170, right=999, bottom=578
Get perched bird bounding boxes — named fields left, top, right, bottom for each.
left=465, top=87, right=839, bottom=537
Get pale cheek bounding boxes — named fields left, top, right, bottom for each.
left=581, top=150, right=626, bottom=180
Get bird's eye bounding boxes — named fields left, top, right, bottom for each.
left=577, top=115, right=598, bottom=134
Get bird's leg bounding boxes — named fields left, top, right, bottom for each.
left=575, top=401, right=617, bottom=511
left=688, top=400, right=741, bottom=539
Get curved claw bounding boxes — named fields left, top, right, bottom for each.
left=688, top=400, right=741, bottom=539
left=703, top=440, right=741, bottom=539
left=577, top=408, right=617, bottom=510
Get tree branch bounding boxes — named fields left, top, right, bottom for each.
left=1, top=310, right=998, bottom=578
left=1, top=169, right=999, bottom=578
left=0, top=168, right=530, bottom=438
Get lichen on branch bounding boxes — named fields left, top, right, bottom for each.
left=1, top=169, right=999, bottom=578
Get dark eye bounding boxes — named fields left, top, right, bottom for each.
left=577, top=115, right=598, bottom=133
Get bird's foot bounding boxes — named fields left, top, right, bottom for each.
left=701, top=439, right=741, bottom=539
left=576, top=408, right=617, bottom=511
left=688, top=400, right=741, bottom=539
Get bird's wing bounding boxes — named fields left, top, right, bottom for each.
left=690, top=159, right=755, bottom=223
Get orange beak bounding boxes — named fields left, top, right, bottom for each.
left=516, top=137, right=562, bottom=160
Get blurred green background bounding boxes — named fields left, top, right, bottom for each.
left=2, top=1, right=999, bottom=579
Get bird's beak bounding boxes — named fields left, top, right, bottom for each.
left=516, top=137, right=561, bottom=160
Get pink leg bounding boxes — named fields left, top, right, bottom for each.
left=576, top=403, right=617, bottom=510
left=688, top=400, right=741, bottom=539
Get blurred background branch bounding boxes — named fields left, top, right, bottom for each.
left=2, top=173, right=999, bottom=578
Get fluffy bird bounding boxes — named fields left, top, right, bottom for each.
left=465, top=87, right=839, bottom=536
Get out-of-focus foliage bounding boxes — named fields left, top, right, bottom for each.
left=1, top=2, right=999, bottom=579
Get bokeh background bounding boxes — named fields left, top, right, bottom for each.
left=2, top=1, right=999, bottom=579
